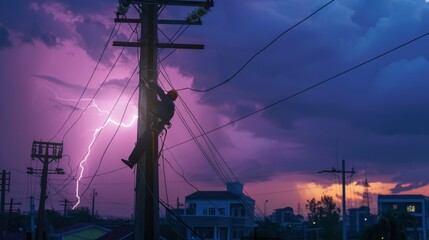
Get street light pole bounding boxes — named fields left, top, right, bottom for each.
left=264, top=200, right=268, bottom=219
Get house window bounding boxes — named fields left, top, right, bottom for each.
left=230, top=203, right=245, bottom=217
left=233, top=208, right=239, bottom=217
left=203, top=209, right=207, bottom=215
left=186, top=203, right=196, bottom=215
left=219, top=208, right=225, bottom=215
left=407, top=205, right=414, bottom=212
left=209, top=208, right=215, bottom=215
left=392, top=204, right=398, bottom=210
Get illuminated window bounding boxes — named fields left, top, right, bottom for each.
left=392, top=204, right=398, bottom=210
left=407, top=205, right=416, bottom=213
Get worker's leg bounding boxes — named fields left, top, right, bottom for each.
left=122, top=131, right=150, bottom=168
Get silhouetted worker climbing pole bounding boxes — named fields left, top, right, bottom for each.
left=122, top=84, right=178, bottom=169
left=113, top=1, right=213, bottom=239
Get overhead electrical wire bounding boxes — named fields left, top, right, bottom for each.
left=133, top=162, right=205, bottom=240
left=158, top=24, right=191, bottom=63
left=44, top=25, right=139, bottom=197
left=178, top=0, right=336, bottom=93
left=79, top=72, right=139, bottom=200
left=152, top=27, right=429, bottom=219
left=61, top=24, right=139, bottom=142
left=47, top=0, right=339, bottom=216
left=165, top=29, right=429, bottom=151
left=49, top=12, right=190, bottom=201
left=49, top=22, right=119, bottom=141
left=158, top=67, right=265, bottom=222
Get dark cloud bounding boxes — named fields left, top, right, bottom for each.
left=104, top=78, right=129, bottom=88
left=3, top=0, right=429, bottom=216
left=50, top=98, right=83, bottom=112
left=75, top=17, right=113, bottom=63
left=0, top=25, right=12, bottom=49
left=34, top=74, right=84, bottom=90
left=27, top=24, right=58, bottom=47
left=391, top=181, right=428, bottom=194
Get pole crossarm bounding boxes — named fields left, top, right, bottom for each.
left=113, top=41, right=205, bottom=49
left=27, top=167, right=65, bottom=175
left=115, top=18, right=202, bottom=25
left=31, top=141, right=63, bottom=161
left=318, top=168, right=355, bottom=174
left=318, top=159, right=355, bottom=240
left=129, top=0, right=213, bottom=7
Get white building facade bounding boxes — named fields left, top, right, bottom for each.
left=182, top=182, right=255, bottom=240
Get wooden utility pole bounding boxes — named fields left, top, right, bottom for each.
left=91, top=189, right=97, bottom=223
left=319, top=159, right=355, bottom=240
left=59, top=199, right=69, bottom=217
left=29, top=141, right=64, bottom=240
left=29, top=196, right=35, bottom=240
left=7, top=198, right=22, bottom=229
left=113, top=1, right=213, bottom=239
left=0, top=170, right=10, bottom=240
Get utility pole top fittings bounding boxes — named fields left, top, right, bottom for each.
left=31, top=141, right=63, bottom=160
left=29, top=141, right=64, bottom=240
left=319, top=159, right=355, bottom=240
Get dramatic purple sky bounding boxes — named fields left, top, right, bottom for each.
left=1, top=0, right=429, bottom=218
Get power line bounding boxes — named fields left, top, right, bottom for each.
left=166, top=29, right=429, bottom=150
left=61, top=24, right=139, bottom=142
left=49, top=22, right=119, bottom=141
left=179, top=0, right=335, bottom=93
left=79, top=73, right=139, bottom=200
left=159, top=67, right=264, bottom=222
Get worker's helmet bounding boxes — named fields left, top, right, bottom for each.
left=167, top=90, right=178, bottom=101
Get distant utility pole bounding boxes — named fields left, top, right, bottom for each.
left=318, top=159, right=355, bottom=240
left=91, top=189, right=97, bottom=223
left=29, top=197, right=36, bottom=240
left=59, top=199, right=69, bottom=217
left=28, top=141, right=64, bottom=240
left=7, top=198, right=22, bottom=229
left=113, top=1, right=213, bottom=239
left=0, top=170, right=11, bottom=240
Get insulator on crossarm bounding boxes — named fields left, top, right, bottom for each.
left=186, top=6, right=210, bottom=23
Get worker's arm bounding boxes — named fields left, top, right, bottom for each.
left=153, top=84, right=170, bottom=102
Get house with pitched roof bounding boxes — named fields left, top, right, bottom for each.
left=181, top=182, right=255, bottom=240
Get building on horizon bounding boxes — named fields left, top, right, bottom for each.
left=347, top=205, right=375, bottom=237
left=378, top=194, right=429, bottom=240
left=181, top=182, right=255, bottom=240
left=270, top=206, right=304, bottom=227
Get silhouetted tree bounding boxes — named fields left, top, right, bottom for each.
left=255, top=219, right=284, bottom=238
left=306, top=195, right=341, bottom=240
left=361, top=210, right=417, bottom=240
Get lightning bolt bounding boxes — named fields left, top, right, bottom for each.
left=72, top=101, right=137, bottom=209
left=44, top=86, right=137, bottom=209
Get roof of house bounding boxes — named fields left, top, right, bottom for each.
left=54, top=223, right=111, bottom=235
left=378, top=194, right=429, bottom=200
left=97, top=225, right=133, bottom=240
left=186, top=191, right=243, bottom=200
left=186, top=191, right=240, bottom=200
